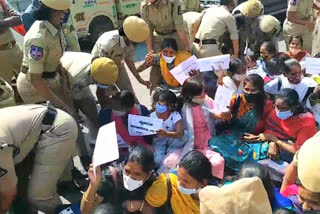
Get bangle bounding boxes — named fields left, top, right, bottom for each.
left=139, top=200, right=145, bottom=211
left=83, top=193, right=97, bottom=203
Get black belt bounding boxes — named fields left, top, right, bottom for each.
left=21, top=66, right=57, bottom=79
left=156, top=30, right=176, bottom=36
left=42, top=106, right=57, bottom=126
left=194, top=38, right=217, bottom=45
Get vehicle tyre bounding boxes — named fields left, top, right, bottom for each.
left=89, top=16, right=114, bottom=45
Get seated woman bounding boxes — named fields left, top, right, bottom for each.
left=257, top=41, right=278, bottom=74
left=248, top=89, right=317, bottom=163
left=143, top=150, right=215, bottom=214
left=150, top=90, right=185, bottom=170
left=216, top=58, right=247, bottom=95
left=286, top=35, right=311, bottom=62
left=209, top=74, right=273, bottom=169
left=237, top=162, right=293, bottom=211
left=99, top=90, right=151, bottom=151
left=137, top=38, right=191, bottom=104
left=81, top=145, right=156, bottom=214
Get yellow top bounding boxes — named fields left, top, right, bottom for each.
left=145, top=173, right=200, bottom=214
left=159, top=50, right=191, bottom=87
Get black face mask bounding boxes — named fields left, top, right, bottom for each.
left=244, top=92, right=261, bottom=103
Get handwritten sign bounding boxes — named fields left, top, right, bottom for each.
left=306, top=57, right=320, bottom=75
left=169, top=55, right=199, bottom=85
left=128, top=114, right=163, bottom=136
left=197, top=54, right=231, bottom=72
left=93, top=122, right=119, bottom=175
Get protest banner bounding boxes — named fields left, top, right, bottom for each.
left=128, top=114, right=163, bottom=136
left=169, top=55, right=199, bottom=85
left=197, top=54, right=230, bottom=72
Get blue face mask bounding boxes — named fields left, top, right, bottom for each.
left=97, top=84, right=109, bottom=89
left=178, top=182, right=200, bottom=195
left=276, top=109, right=293, bottom=120
left=156, top=103, right=168, bottom=114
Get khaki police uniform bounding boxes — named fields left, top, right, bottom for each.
left=283, top=0, right=314, bottom=52
left=0, top=3, right=23, bottom=84
left=17, top=20, right=68, bottom=104
left=183, top=11, right=203, bottom=48
left=91, top=30, right=135, bottom=95
left=181, top=0, right=202, bottom=13
left=0, top=104, right=77, bottom=213
left=0, top=77, right=15, bottom=108
left=60, top=51, right=99, bottom=138
left=312, top=15, right=320, bottom=56
left=192, top=5, right=239, bottom=58
left=63, top=16, right=81, bottom=52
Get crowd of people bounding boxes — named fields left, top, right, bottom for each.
left=1, top=0, right=320, bottom=213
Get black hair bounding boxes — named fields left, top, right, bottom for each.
left=220, top=0, right=232, bottom=6
left=265, top=57, right=284, bottom=76
left=229, top=58, right=244, bottom=75
left=282, top=58, right=301, bottom=75
left=179, top=150, right=213, bottom=182
left=276, top=88, right=307, bottom=115
left=181, top=76, right=203, bottom=104
left=273, top=208, right=296, bottom=214
left=161, top=38, right=178, bottom=52
left=33, top=3, right=52, bottom=21
left=128, top=145, right=155, bottom=173
left=261, top=41, right=277, bottom=56
left=314, top=52, right=320, bottom=58
left=113, top=90, right=135, bottom=109
left=118, top=26, right=125, bottom=37
left=289, top=35, right=303, bottom=47
left=153, top=90, right=180, bottom=112
left=234, top=13, right=246, bottom=29
left=93, top=203, right=119, bottom=214
left=244, top=74, right=265, bottom=118
left=238, top=163, right=275, bottom=203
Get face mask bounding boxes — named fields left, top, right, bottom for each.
left=123, top=173, right=144, bottom=191
left=289, top=47, right=301, bottom=55
left=156, top=103, right=168, bottom=113
left=192, top=98, right=205, bottom=104
left=178, top=182, right=200, bottom=195
left=244, top=92, right=260, bottom=103
left=113, top=110, right=127, bottom=117
left=276, top=109, right=293, bottom=120
left=233, top=74, right=246, bottom=81
left=163, top=55, right=176, bottom=64
left=97, top=84, right=109, bottom=89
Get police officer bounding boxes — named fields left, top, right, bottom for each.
left=0, top=104, right=78, bottom=214
left=0, top=0, right=23, bottom=85
left=180, top=0, right=203, bottom=13
left=245, top=15, right=282, bottom=57
left=183, top=11, right=203, bottom=48
left=232, top=0, right=264, bottom=18
left=192, top=0, right=239, bottom=58
left=0, top=76, right=15, bottom=108
left=60, top=51, right=118, bottom=139
left=283, top=0, right=319, bottom=52
left=92, top=16, right=150, bottom=96
left=16, top=0, right=75, bottom=115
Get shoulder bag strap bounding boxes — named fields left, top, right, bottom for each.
left=109, top=166, right=119, bottom=203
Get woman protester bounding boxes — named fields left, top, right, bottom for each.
left=17, top=0, right=75, bottom=115
left=143, top=150, right=215, bottom=214
left=286, top=35, right=311, bottom=62
left=81, top=145, right=156, bottom=214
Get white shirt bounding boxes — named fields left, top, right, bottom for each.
left=223, top=76, right=244, bottom=95
left=150, top=111, right=182, bottom=132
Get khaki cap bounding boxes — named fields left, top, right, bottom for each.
left=242, top=0, right=264, bottom=17
left=200, top=177, right=272, bottom=214
left=259, top=15, right=280, bottom=33
left=91, top=57, right=118, bottom=86
left=297, top=132, right=320, bottom=192
left=123, top=16, right=150, bottom=43
left=40, top=0, right=72, bottom=10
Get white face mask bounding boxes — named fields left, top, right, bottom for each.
left=123, top=173, right=144, bottom=191
left=233, top=73, right=246, bottom=81
left=163, top=55, right=176, bottom=64
left=192, top=98, right=205, bottom=104
left=178, top=182, right=200, bottom=195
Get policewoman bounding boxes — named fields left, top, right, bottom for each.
left=0, top=104, right=78, bottom=213
left=16, top=0, right=74, bottom=114
left=283, top=0, right=319, bottom=52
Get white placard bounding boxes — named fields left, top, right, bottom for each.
left=93, top=122, right=119, bottom=175
left=169, top=55, right=199, bottom=85
left=128, top=114, right=163, bottom=136
left=212, top=85, right=234, bottom=114
left=197, top=54, right=231, bottom=72
left=117, top=134, right=129, bottom=148
left=306, top=57, right=320, bottom=75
